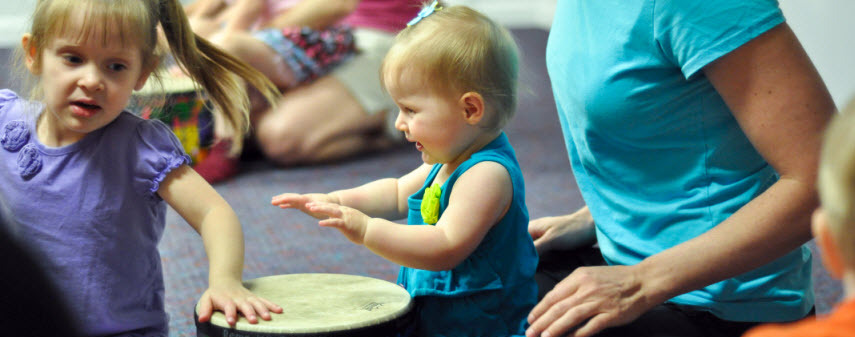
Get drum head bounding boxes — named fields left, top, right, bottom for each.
left=195, top=273, right=413, bottom=336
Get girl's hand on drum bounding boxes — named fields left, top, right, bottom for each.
left=306, top=201, right=368, bottom=245
left=271, top=193, right=338, bottom=219
left=197, top=279, right=283, bottom=326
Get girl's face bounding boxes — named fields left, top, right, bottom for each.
left=387, top=69, right=479, bottom=166
left=25, top=12, right=151, bottom=146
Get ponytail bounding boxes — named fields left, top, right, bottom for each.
left=156, top=0, right=279, bottom=155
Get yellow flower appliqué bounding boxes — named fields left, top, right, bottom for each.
left=420, top=183, right=442, bottom=225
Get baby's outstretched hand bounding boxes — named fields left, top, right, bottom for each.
left=271, top=193, right=336, bottom=219
left=196, top=279, right=283, bottom=326
left=306, top=201, right=369, bottom=245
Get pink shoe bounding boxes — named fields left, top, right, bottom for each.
left=193, top=141, right=240, bottom=184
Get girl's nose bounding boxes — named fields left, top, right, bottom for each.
left=78, top=67, right=104, bottom=91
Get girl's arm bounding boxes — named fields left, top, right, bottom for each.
left=307, top=162, right=512, bottom=270
left=527, top=23, right=834, bottom=337
left=158, top=165, right=282, bottom=326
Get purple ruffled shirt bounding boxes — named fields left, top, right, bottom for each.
left=0, top=89, right=190, bottom=336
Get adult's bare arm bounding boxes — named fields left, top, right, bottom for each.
left=264, top=0, right=361, bottom=30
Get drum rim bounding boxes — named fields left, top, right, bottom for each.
left=194, top=305, right=416, bottom=337
left=195, top=273, right=413, bottom=334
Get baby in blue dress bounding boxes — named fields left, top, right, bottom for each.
left=272, top=2, right=537, bottom=336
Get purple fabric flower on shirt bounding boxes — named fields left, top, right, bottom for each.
left=1, top=120, right=29, bottom=152
left=17, top=143, right=42, bottom=179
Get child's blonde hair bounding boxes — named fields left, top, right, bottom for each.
left=16, top=0, right=279, bottom=154
left=381, top=4, right=520, bottom=131
left=818, top=97, right=855, bottom=267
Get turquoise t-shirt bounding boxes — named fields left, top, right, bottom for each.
left=397, top=133, right=538, bottom=336
left=546, top=0, right=813, bottom=322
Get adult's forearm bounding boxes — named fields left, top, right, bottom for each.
left=634, top=177, right=816, bottom=304
left=265, top=0, right=360, bottom=29
left=222, top=0, right=265, bottom=32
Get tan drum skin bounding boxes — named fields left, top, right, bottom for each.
left=194, top=273, right=414, bottom=337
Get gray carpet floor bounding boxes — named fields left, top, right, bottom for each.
left=1, top=29, right=843, bottom=336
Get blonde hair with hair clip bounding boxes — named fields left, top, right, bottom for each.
left=381, top=4, right=520, bottom=131
left=15, top=0, right=279, bottom=155
left=818, top=97, right=855, bottom=267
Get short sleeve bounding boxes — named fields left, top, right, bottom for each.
left=132, top=118, right=191, bottom=199
left=653, top=0, right=785, bottom=79
left=0, top=90, right=20, bottom=117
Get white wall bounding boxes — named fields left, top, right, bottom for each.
left=1, top=0, right=852, bottom=107
left=0, top=1, right=34, bottom=48
left=779, top=0, right=855, bottom=108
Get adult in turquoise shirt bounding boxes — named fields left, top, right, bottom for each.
left=526, top=1, right=835, bottom=337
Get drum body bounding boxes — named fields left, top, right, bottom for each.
left=195, top=274, right=414, bottom=337
left=128, top=75, right=213, bottom=165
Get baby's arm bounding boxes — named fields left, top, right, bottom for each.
left=159, top=165, right=282, bottom=326
left=272, top=164, right=433, bottom=220
left=309, top=162, right=512, bottom=270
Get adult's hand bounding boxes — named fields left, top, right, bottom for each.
left=529, top=206, right=596, bottom=255
left=525, top=264, right=659, bottom=337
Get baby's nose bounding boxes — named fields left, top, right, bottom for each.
left=394, top=112, right=406, bottom=131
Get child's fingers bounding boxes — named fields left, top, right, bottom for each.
left=223, top=302, right=238, bottom=325
left=246, top=297, right=275, bottom=320
left=261, top=297, right=283, bottom=314
left=237, top=301, right=258, bottom=324
left=197, top=296, right=214, bottom=322
left=318, top=218, right=346, bottom=228
left=306, top=202, right=343, bottom=218
left=270, top=194, right=296, bottom=205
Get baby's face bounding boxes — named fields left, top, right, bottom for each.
left=386, top=69, right=478, bottom=166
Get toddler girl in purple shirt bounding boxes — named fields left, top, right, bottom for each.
left=0, top=0, right=283, bottom=335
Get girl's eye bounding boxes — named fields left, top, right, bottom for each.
left=63, top=55, right=82, bottom=64
left=108, top=63, right=127, bottom=72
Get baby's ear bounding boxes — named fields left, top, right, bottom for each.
left=459, top=92, right=485, bottom=125
left=21, top=34, right=40, bottom=75
left=812, top=208, right=846, bottom=279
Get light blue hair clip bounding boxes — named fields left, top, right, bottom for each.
left=407, top=0, right=441, bottom=26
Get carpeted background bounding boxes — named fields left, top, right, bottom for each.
left=0, top=29, right=843, bottom=336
